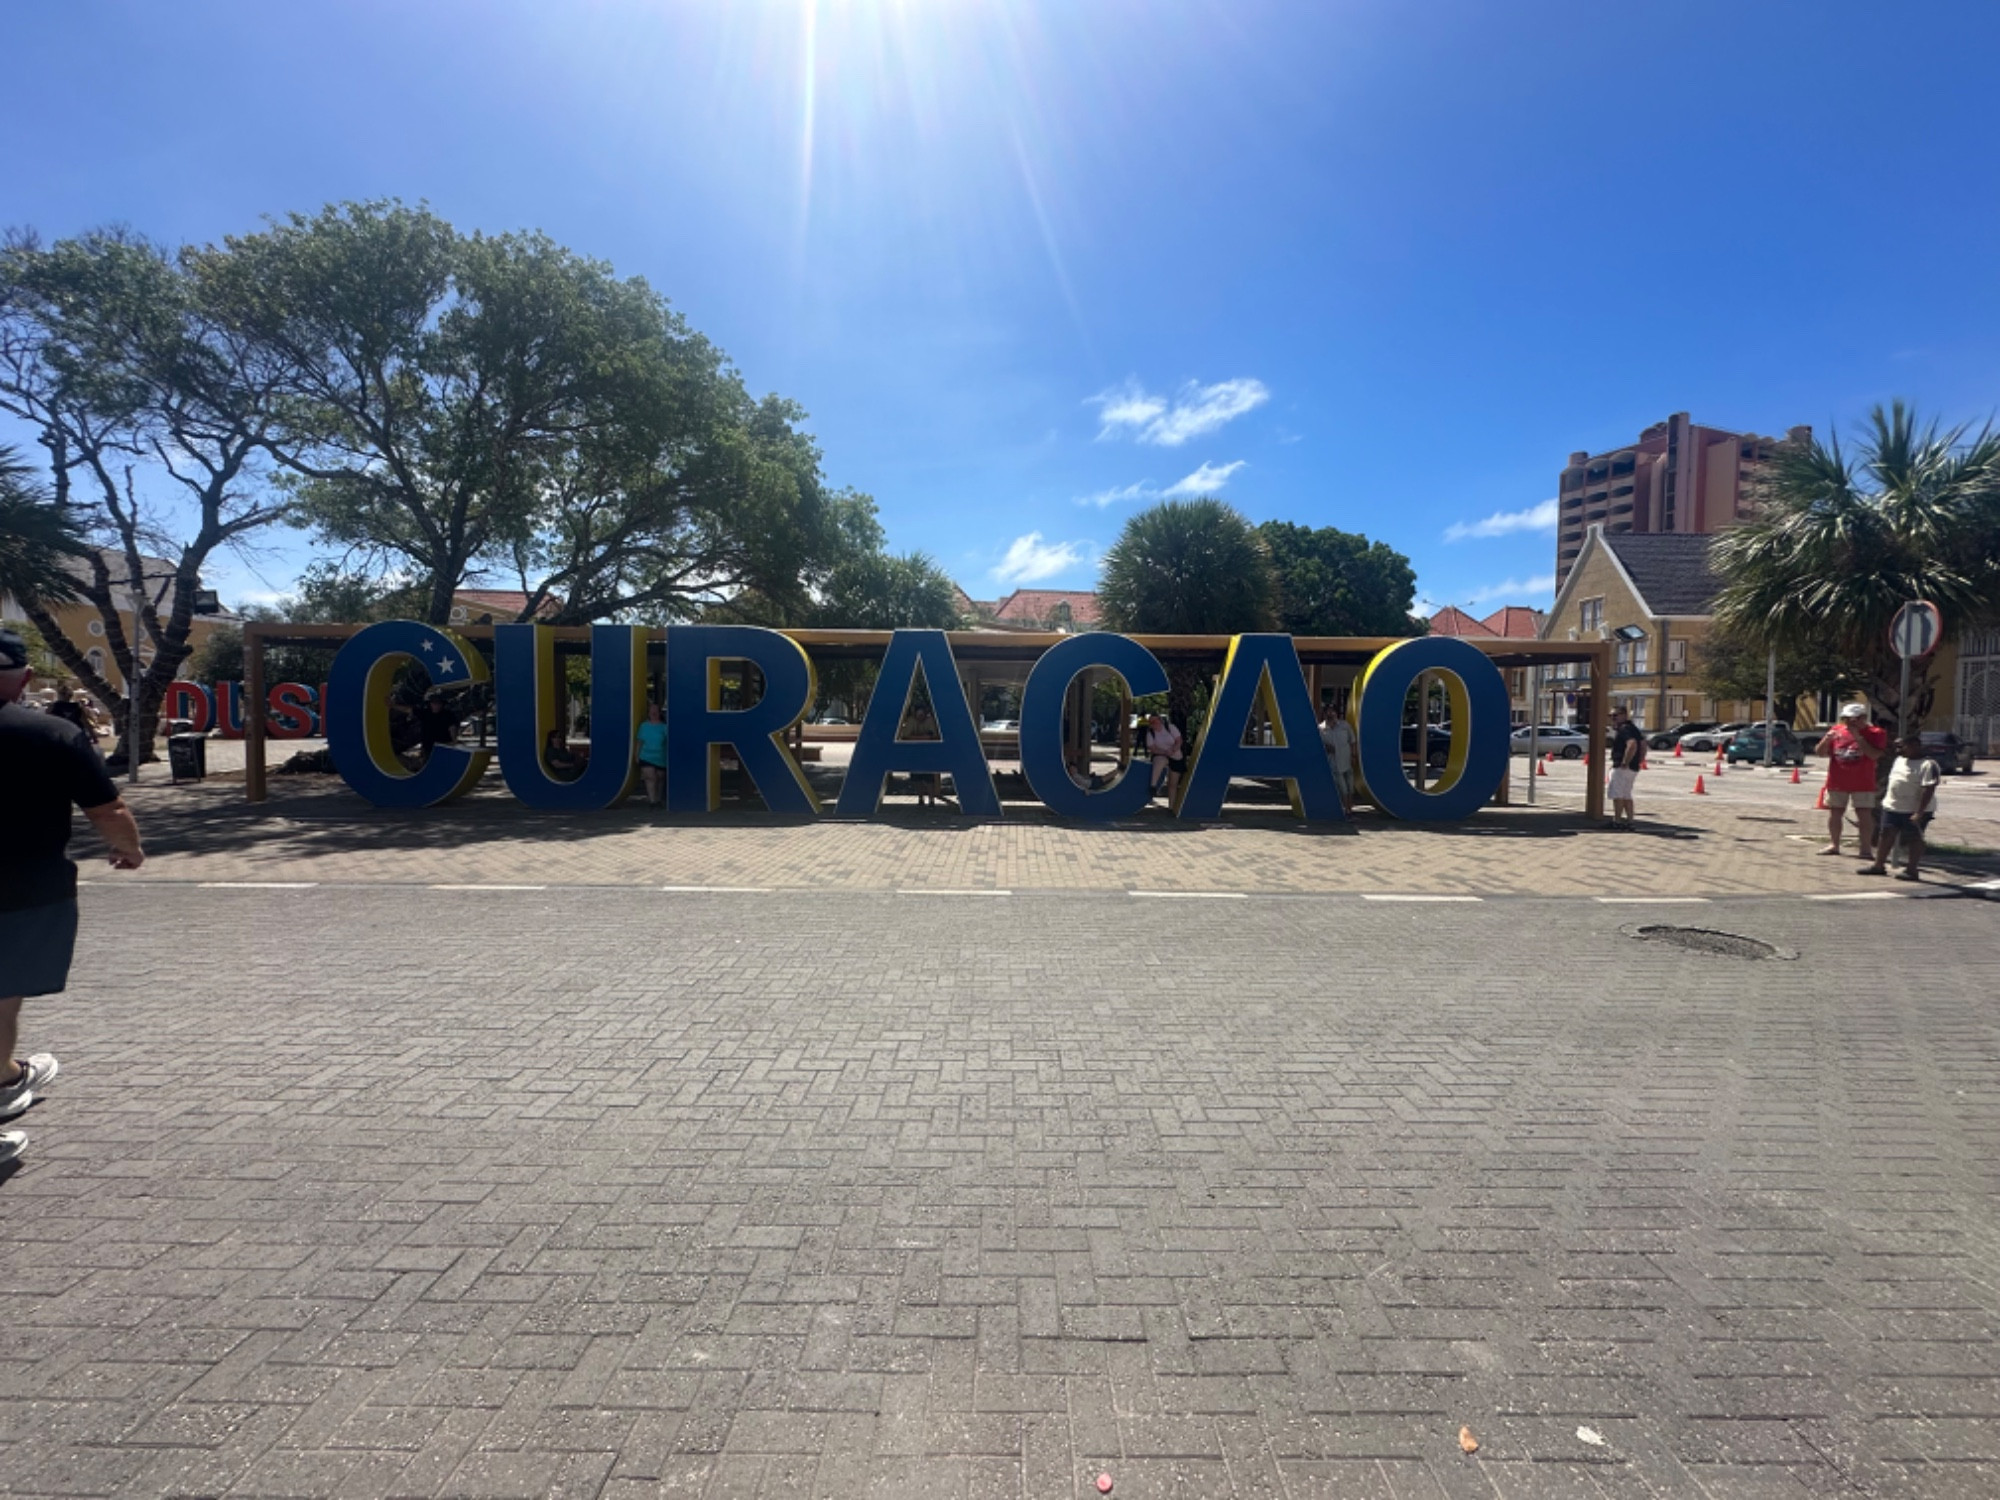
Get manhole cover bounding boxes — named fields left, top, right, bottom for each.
left=1625, top=925, right=1794, bottom=960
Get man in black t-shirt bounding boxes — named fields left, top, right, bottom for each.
left=1606, top=705, right=1647, bottom=830
left=0, top=630, right=146, bottom=1167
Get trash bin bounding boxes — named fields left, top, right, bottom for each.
left=167, top=733, right=206, bottom=784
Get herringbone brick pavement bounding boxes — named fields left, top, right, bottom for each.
left=88, top=761, right=2000, bottom=898
left=1, top=888, right=1996, bottom=1496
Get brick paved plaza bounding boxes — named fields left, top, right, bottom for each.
left=3, top=773, right=1999, bottom=1498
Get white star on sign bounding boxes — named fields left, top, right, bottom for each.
left=420, top=639, right=436, bottom=654
left=434, top=658, right=458, bottom=677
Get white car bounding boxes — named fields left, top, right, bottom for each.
left=1677, top=721, right=1747, bottom=754
left=980, top=718, right=1020, bottom=733
left=1510, top=724, right=1591, bottom=759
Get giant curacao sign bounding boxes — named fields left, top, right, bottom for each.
left=325, top=622, right=1514, bottom=822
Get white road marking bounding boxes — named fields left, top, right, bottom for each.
left=198, top=881, right=319, bottom=889
left=1361, top=894, right=1482, bottom=903
left=1128, top=891, right=1248, bottom=899
left=897, top=889, right=1012, bottom=896
left=660, top=885, right=773, bottom=893
left=1807, top=890, right=1905, bottom=901
left=429, top=884, right=548, bottom=891
left=1596, top=896, right=1711, bottom=904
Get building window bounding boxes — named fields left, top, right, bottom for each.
left=1668, top=693, right=1687, bottom=720
left=1667, top=638, right=1687, bottom=672
left=1579, top=597, right=1603, bottom=632
left=86, top=648, right=106, bottom=676
left=1615, top=642, right=1632, bottom=674
left=1632, top=638, right=1649, bottom=674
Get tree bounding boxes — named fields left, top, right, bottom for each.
left=1692, top=622, right=1861, bottom=726
left=1098, top=498, right=1276, bottom=635
left=0, top=445, right=88, bottom=608
left=1257, top=520, right=1419, bottom=637
left=811, top=550, right=964, bottom=631
left=200, top=201, right=853, bottom=626
left=1712, top=402, right=2000, bottom=733
left=1098, top=498, right=1277, bottom=721
left=0, top=229, right=292, bottom=762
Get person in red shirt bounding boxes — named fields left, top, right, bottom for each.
left=1814, top=701, right=1888, bottom=856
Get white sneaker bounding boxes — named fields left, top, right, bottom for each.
left=0, top=1129, right=24, bottom=1165
left=0, top=1053, right=58, bottom=1121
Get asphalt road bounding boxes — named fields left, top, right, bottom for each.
left=2, top=886, right=1996, bottom=1498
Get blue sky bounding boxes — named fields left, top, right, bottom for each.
left=9, top=0, right=2000, bottom=617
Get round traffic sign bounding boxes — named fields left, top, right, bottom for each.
left=1889, top=601, right=1943, bottom=661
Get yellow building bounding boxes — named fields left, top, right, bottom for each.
left=0, top=549, right=238, bottom=694
left=1540, top=527, right=1766, bottom=731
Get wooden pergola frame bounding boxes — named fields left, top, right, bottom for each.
left=242, top=622, right=1613, bottom=817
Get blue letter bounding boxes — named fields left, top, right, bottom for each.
left=664, top=625, right=819, bottom=815
left=1176, top=635, right=1344, bottom=822
left=495, top=624, right=648, bottom=810
left=1352, top=636, right=1510, bottom=820
left=835, top=630, right=999, bottom=817
left=327, top=621, right=491, bottom=807
left=1019, top=633, right=1168, bottom=821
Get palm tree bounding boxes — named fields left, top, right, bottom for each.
left=1098, top=498, right=1277, bottom=636
left=1098, top=497, right=1277, bottom=721
left=0, top=446, right=88, bottom=609
left=1712, top=402, right=2000, bottom=732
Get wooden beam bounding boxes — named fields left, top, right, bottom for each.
left=245, top=621, right=267, bottom=804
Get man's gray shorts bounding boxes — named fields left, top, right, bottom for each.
left=0, top=899, right=79, bottom=997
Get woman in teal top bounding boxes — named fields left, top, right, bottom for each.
left=636, top=702, right=668, bottom=806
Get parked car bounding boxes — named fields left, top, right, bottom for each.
left=1725, top=724, right=1806, bottom=766
left=1919, top=730, right=1977, bottom=775
left=1509, top=723, right=1590, bottom=759
left=1649, top=720, right=1718, bottom=751
left=1677, top=721, right=1746, bottom=754
left=980, top=718, right=1021, bottom=733
left=1797, top=725, right=1830, bottom=756
left=1402, top=723, right=1453, bottom=769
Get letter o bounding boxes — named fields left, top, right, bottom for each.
left=1353, top=636, right=1511, bottom=821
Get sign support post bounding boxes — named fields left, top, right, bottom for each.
left=1888, top=600, right=1943, bottom=741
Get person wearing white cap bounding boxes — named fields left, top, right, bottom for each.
left=1813, top=701, right=1887, bottom=857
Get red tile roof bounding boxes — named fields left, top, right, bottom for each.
left=1428, top=606, right=1496, bottom=638
left=1479, top=606, right=1545, bottom=639
left=990, top=589, right=1103, bottom=628
left=449, top=589, right=561, bottom=622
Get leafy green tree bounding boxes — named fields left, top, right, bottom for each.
left=0, top=446, right=87, bottom=608
left=1692, top=623, right=1862, bottom=728
left=1257, top=520, right=1419, bottom=637
left=811, top=550, right=964, bottom=631
left=200, top=201, right=852, bottom=626
left=0, top=229, right=291, bottom=761
left=1713, top=402, right=2000, bottom=732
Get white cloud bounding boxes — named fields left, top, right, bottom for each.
left=1444, top=498, right=1560, bottom=542
left=1076, top=459, right=1247, bottom=509
left=1164, top=460, right=1246, bottom=497
left=1461, top=574, right=1557, bottom=606
left=991, top=532, right=1094, bottom=585
left=1079, top=480, right=1157, bottom=509
left=1089, top=377, right=1270, bottom=447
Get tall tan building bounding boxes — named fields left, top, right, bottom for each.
left=1556, top=413, right=1811, bottom=589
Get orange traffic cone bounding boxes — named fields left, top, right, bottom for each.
left=1536, top=757, right=1547, bottom=777
left=1712, top=759, right=1723, bottom=777
left=1673, top=742, right=1683, bottom=758
left=1790, top=765, right=1801, bottom=784
left=1815, top=783, right=1827, bottom=810
left=1692, top=774, right=1706, bottom=794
